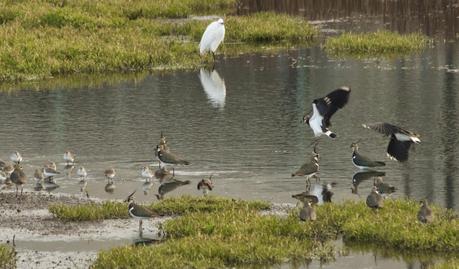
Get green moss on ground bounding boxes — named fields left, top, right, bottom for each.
left=0, top=244, right=16, bottom=269
left=90, top=198, right=458, bottom=268
left=49, top=195, right=270, bottom=221
left=324, top=31, right=429, bottom=58
left=0, top=0, right=317, bottom=82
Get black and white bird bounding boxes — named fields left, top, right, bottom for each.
left=291, top=144, right=319, bottom=186
left=156, top=146, right=190, bottom=167
left=362, top=122, right=421, bottom=162
left=125, top=191, right=157, bottom=238
left=350, top=141, right=385, bottom=170
left=303, top=87, right=351, bottom=138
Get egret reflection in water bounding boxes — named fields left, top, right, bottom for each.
left=199, top=68, right=226, bottom=109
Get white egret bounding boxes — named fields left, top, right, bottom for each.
left=199, top=18, right=225, bottom=60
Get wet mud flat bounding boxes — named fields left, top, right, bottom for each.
left=0, top=192, right=168, bottom=269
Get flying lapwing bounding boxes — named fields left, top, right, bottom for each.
left=303, top=86, right=351, bottom=138
left=362, top=122, right=421, bottom=162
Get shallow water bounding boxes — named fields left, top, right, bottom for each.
left=1, top=14, right=459, bottom=269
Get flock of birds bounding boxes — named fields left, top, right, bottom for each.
left=0, top=18, right=435, bottom=237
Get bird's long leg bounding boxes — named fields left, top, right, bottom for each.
left=139, top=220, right=143, bottom=238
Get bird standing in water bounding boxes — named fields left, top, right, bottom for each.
left=199, top=18, right=225, bottom=61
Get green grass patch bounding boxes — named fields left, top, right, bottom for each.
left=324, top=31, right=429, bottom=58
left=0, top=244, right=16, bottom=269
left=0, top=2, right=317, bottom=82
left=49, top=195, right=270, bottom=221
left=91, top=198, right=458, bottom=268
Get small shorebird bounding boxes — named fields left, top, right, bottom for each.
left=63, top=151, right=75, bottom=165
left=3, top=164, right=14, bottom=177
left=292, top=145, right=319, bottom=186
left=45, top=161, right=57, bottom=171
left=125, top=191, right=157, bottom=237
left=362, top=122, right=421, bottom=162
left=10, top=164, right=27, bottom=197
left=104, top=168, right=116, bottom=181
left=154, top=164, right=173, bottom=183
left=156, top=179, right=191, bottom=200
left=373, top=177, right=396, bottom=195
left=303, top=86, right=351, bottom=138
left=352, top=170, right=386, bottom=194
left=299, top=201, right=317, bottom=221
left=10, top=151, right=22, bottom=164
left=77, top=166, right=87, bottom=179
left=417, top=200, right=434, bottom=224
left=141, top=166, right=153, bottom=182
left=42, top=166, right=60, bottom=183
left=33, top=168, right=44, bottom=191
left=366, top=186, right=384, bottom=209
left=156, top=146, right=190, bottom=166
left=197, top=175, right=214, bottom=196
left=350, top=141, right=385, bottom=170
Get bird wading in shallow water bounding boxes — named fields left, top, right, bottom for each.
left=362, top=122, right=421, bottom=162
left=292, top=143, right=320, bottom=187
left=125, top=191, right=157, bottom=238
left=199, top=18, right=225, bottom=61
left=303, top=87, right=351, bottom=138
left=197, top=175, right=214, bottom=196
left=10, top=164, right=26, bottom=197
left=350, top=141, right=385, bottom=170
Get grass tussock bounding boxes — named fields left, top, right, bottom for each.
left=91, top=198, right=458, bottom=268
left=49, top=195, right=270, bottom=221
left=324, top=31, right=429, bottom=58
left=0, top=244, right=16, bottom=269
left=0, top=1, right=317, bottom=82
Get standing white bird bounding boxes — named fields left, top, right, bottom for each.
left=199, top=18, right=225, bottom=60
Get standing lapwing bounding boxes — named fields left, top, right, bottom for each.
left=197, top=175, right=214, bottom=196
left=373, top=177, right=396, bottom=195
left=352, top=170, right=386, bottom=194
left=350, top=141, right=385, bottom=170
left=417, top=200, right=434, bottom=224
left=9, top=151, right=22, bottom=164
left=292, top=144, right=319, bottom=186
left=366, top=186, right=384, bottom=209
left=156, top=179, right=191, bottom=200
left=303, top=86, right=351, bottom=138
left=299, top=201, right=317, bottom=221
left=362, top=122, right=421, bottom=162
left=125, top=191, right=157, bottom=238
left=156, top=146, right=190, bottom=167
left=10, top=164, right=27, bottom=197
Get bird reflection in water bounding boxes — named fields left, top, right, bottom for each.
left=199, top=68, right=226, bottom=109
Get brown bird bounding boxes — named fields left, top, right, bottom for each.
left=197, top=175, right=214, bottom=196
left=299, top=201, right=317, bottom=221
left=373, top=177, right=396, bottom=195
left=10, top=164, right=27, bottom=197
left=104, top=168, right=116, bottom=182
left=417, top=200, right=434, bottom=224
left=291, top=144, right=319, bottom=186
left=366, top=186, right=384, bottom=209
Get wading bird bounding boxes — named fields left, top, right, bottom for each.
left=199, top=18, right=225, bottom=61
left=350, top=141, right=385, bottom=170
left=125, top=191, right=157, bottom=238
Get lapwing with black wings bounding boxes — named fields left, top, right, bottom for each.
left=156, top=145, right=190, bottom=167
left=303, top=86, right=351, bottom=138
left=362, top=122, right=420, bottom=162
left=350, top=141, right=385, bottom=170
left=125, top=191, right=157, bottom=237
